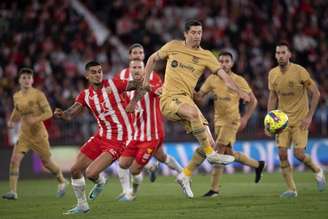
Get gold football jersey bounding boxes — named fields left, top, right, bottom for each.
left=13, top=88, right=52, bottom=139
left=268, top=63, right=312, bottom=125
left=200, top=73, right=252, bottom=126
left=158, top=40, right=221, bottom=97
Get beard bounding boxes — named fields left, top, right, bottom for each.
left=278, top=60, right=288, bottom=67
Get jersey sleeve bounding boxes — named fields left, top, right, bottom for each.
left=299, top=67, right=312, bottom=87
left=75, top=91, right=86, bottom=107
left=157, top=41, right=175, bottom=59
left=37, top=91, right=53, bottom=119
left=206, top=52, right=221, bottom=73
left=113, top=78, right=128, bottom=93
left=38, top=91, right=52, bottom=112
left=238, top=77, right=252, bottom=93
left=200, top=75, right=214, bottom=94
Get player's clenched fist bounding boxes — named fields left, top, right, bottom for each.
left=54, top=108, right=64, bottom=118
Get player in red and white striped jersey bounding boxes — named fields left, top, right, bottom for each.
left=54, top=61, right=141, bottom=214
left=113, top=44, right=182, bottom=200
left=117, top=60, right=182, bottom=201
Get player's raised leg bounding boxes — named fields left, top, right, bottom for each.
left=177, top=103, right=234, bottom=165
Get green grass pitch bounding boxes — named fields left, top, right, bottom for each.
left=0, top=172, right=327, bottom=219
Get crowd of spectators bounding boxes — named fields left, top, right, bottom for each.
left=1, top=0, right=328, bottom=146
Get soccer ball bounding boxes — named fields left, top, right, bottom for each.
left=264, top=110, right=288, bottom=135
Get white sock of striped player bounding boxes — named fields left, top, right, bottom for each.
left=132, top=173, right=143, bottom=195
left=95, top=173, right=106, bottom=185
left=71, top=177, right=88, bottom=208
left=144, top=162, right=154, bottom=171
left=118, top=167, right=132, bottom=194
left=165, top=155, right=183, bottom=173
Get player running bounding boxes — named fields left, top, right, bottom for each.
left=194, top=51, right=265, bottom=197
left=2, top=68, right=66, bottom=200
left=55, top=61, right=140, bottom=214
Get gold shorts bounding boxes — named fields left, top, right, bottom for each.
left=14, top=135, right=52, bottom=160
left=160, top=94, right=208, bottom=133
left=215, top=125, right=239, bottom=146
left=276, top=123, right=308, bottom=148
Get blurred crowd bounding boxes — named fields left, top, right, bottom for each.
left=1, top=0, right=328, bottom=146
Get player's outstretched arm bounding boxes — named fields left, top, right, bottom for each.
left=54, top=103, right=83, bottom=121
left=143, top=52, right=163, bottom=87
left=239, top=92, right=258, bottom=131
left=216, top=68, right=250, bottom=102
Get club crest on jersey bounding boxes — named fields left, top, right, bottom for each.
left=192, top=56, right=200, bottom=64
left=171, top=60, right=178, bottom=68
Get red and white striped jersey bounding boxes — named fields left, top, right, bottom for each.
left=75, top=79, right=133, bottom=142
left=114, top=69, right=165, bottom=141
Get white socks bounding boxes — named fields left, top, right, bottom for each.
left=118, top=167, right=132, bottom=194
left=165, top=155, right=183, bottom=173
left=132, top=173, right=143, bottom=195
left=71, top=177, right=89, bottom=209
left=96, top=173, right=107, bottom=185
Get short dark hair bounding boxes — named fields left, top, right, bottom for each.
left=85, top=61, right=101, bottom=70
left=184, top=19, right=202, bottom=32
left=219, top=51, right=233, bottom=60
left=276, top=41, right=290, bottom=49
left=128, top=43, right=144, bottom=54
left=18, top=67, right=34, bottom=77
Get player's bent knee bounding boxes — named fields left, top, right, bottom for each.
left=40, top=159, right=51, bottom=169
left=278, top=150, right=288, bottom=160
left=85, top=168, right=98, bottom=180
left=10, top=154, right=23, bottom=167
left=130, top=166, right=142, bottom=175
left=154, top=151, right=166, bottom=163
left=293, top=150, right=305, bottom=161
left=119, top=157, right=133, bottom=169
left=119, top=161, right=130, bottom=169
left=70, top=165, right=83, bottom=178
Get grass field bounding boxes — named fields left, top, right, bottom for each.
left=0, top=171, right=327, bottom=219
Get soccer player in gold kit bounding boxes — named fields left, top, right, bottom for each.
left=267, top=42, right=326, bottom=198
left=139, top=20, right=250, bottom=198
left=2, top=68, right=66, bottom=200
left=194, top=51, right=265, bottom=197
